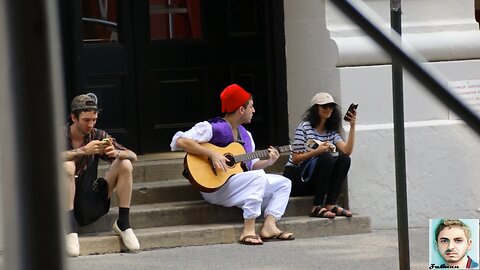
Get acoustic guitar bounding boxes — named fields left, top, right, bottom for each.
left=183, top=142, right=292, bottom=193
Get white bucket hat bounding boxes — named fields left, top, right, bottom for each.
left=310, top=92, right=337, bottom=106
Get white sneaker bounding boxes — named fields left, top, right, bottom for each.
left=112, top=220, right=140, bottom=251
left=66, top=233, right=80, bottom=257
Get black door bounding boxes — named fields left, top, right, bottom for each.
left=62, top=0, right=288, bottom=154
left=62, top=0, right=139, bottom=151
left=132, top=0, right=288, bottom=153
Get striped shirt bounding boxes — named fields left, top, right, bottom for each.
left=285, top=121, right=343, bottom=167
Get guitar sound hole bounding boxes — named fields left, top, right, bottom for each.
left=224, top=154, right=235, bottom=167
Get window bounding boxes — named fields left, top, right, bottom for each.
left=149, top=0, right=202, bottom=40
left=82, top=0, right=119, bottom=43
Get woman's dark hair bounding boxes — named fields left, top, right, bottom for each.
left=303, top=104, right=341, bottom=132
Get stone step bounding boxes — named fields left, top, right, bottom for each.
left=77, top=215, right=371, bottom=255
left=79, top=152, right=366, bottom=257
left=78, top=196, right=321, bottom=234
left=99, top=152, right=290, bottom=183
left=111, top=175, right=307, bottom=206
left=110, top=179, right=203, bottom=206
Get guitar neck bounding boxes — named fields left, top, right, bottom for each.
left=234, top=145, right=291, bottom=163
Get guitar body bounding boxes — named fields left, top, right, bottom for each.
left=184, top=142, right=246, bottom=192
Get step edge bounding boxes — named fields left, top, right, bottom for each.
left=77, top=216, right=372, bottom=255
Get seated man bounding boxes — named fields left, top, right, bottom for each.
left=63, top=94, right=140, bottom=256
left=170, top=84, right=295, bottom=245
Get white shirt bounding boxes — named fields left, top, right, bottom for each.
left=170, top=120, right=260, bottom=165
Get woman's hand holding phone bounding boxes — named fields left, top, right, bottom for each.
left=344, top=103, right=358, bottom=122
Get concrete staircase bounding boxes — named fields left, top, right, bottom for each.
left=77, top=152, right=371, bottom=255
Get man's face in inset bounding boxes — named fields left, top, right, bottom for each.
left=436, top=226, right=472, bottom=265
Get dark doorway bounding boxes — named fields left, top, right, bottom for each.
left=62, top=0, right=139, bottom=149
left=62, top=0, right=288, bottom=153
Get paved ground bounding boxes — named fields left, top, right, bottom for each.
left=63, top=228, right=429, bottom=270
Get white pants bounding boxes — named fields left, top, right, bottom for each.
left=201, top=170, right=292, bottom=220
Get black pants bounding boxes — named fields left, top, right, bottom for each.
left=283, top=153, right=351, bottom=206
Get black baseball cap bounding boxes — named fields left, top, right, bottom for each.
left=70, top=94, right=100, bottom=112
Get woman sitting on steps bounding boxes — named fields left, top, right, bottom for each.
left=283, top=92, right=357, bottom=218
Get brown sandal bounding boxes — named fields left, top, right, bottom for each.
left=261, top=231, right=295, bottom=241
left=329, top=206, right=352, bottom=217
left=309, top=206, right=335, bottom=219
left=239, top=235, right=263, bottom=245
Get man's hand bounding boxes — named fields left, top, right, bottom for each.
left=209, top=151, right=230, bottom=172
left=251, top=146, right=280, bottom=170
left=63, top=138, right=119, bottom=161
left=99, top=138, right=118, bottom=158
left=83, top=139, right=111, bottom=155
left=265, top=146, right=280, bottom=166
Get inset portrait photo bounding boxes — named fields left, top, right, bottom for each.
left=429, top=219, right=479, bottom=269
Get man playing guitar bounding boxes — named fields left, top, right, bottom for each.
left=170, top=84, right=295, bottom=245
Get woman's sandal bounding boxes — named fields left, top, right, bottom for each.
left=309, top=206, right=335, bottom=219
left=328, top=206, right=352, bottom=217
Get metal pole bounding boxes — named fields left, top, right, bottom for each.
left=1, top=0, right=66, bottom=269
left=390, top=1, right=411, bottom=269
left=330, top=0, right=480, bottom=136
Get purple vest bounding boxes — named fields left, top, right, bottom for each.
left=208, top=117, right=254, bottom=170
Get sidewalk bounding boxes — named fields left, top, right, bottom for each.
left=67, top=228, right=429, bottom=270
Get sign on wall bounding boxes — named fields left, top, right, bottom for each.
left=448, top=79, right=480, bottom=120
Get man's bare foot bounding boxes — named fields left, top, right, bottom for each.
left=239, top=234, right=263, bottom=245
left=260, top=226, right=294, bottom=240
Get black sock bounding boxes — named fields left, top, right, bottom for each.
left=117, top=207, right=131, bottom=231
left=67, top=210, right=78, bottom=234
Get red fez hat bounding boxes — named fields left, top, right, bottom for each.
left=220, top=84, right=251, bottom=113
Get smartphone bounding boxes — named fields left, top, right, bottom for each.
left=343, top=103, right=358, bottom=121
left=306, top=139, right=322, bottom=149
left=102, top=138, right=110, bottom=145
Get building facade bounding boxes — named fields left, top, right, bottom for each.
left=61, top=0, right=289, bottom=154
left=284, top=0, right=480, bottom=229
left=59, top=0, right=480, bottom=229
